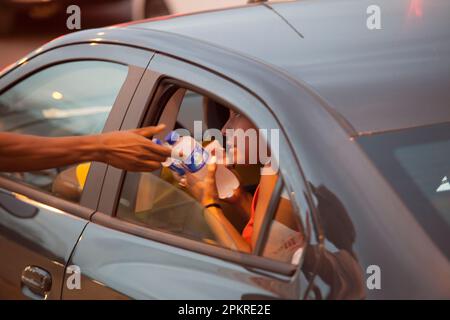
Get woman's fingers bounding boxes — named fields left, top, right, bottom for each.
left=184, top=170, right=198, bottom=186
left=202, top=156, right=218, bottom=205
left=178, top=176, right=187, bottom=188
left=205, top=156, right=218, bottom=182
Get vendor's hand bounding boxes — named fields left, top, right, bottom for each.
left=97, top=124, right=171, bottom=172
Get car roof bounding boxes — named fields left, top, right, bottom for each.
left=131, top=0, right=450, bottom=135
left=10, top=0, right=450, bottom=136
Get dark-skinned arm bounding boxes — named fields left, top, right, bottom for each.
left=0, top=125, right=171, bottom=172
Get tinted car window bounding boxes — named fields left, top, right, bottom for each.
left=359, top=123, right=450, bottom=259
left=0, top=61, right=128, bottom=202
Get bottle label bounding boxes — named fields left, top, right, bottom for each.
left=185, top=144, right=209, bottom=173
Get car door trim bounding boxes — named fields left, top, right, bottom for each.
left=92, top=211, right=297, bottom=277
left=0, top=176, right=93, bottom=220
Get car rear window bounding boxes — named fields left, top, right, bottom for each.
left=358, top=122, right=450, bottom=259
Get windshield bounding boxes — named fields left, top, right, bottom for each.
left=359, top=122, right=450, bottom=258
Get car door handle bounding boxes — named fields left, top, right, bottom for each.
left=21, top=266, right=52, bottom=300
left=0, top=190, right=38, bottom=219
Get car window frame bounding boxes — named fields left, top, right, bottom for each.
left=0, top=43, right=154, bottom=218
left=138, top=78, right=304, bottom=258
left=93, top=53, right=312, bottom=277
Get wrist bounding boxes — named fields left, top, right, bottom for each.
left=80, top=134, right=106, bottom=163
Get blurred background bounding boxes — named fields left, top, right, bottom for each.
left=0, top=0, right=248, bottom=70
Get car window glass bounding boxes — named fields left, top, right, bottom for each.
left=0, top=61, right=128, bottom=202
left=359, top=123, right=450, bottom=259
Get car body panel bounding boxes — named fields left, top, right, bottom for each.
left=64, top=221, right=298, bottom=299
left=268, top=0, right=450, bottom=134
left=0, top=184, right=88, bottom=299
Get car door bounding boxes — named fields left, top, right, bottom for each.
left=0, top=43, right=153, bottom=299
left=63, top=53, right=317, bottom=299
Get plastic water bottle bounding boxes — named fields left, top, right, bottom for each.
left=154, top=131, right=240, bottom=199
left=152, top=137, right=186, bottom=176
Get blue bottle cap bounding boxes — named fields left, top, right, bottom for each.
left=165, top=131, right=180, bottom=145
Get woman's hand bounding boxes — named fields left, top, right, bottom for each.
left=175, top=158, right=248, bottom=206
left=177, top=156, right=220, bottom=205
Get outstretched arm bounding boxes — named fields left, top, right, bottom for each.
left=0, top=125, right=171, bottom=172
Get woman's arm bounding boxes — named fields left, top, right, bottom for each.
left=192, top=159, right=251, bottom=253
left=0, top=125, right=171, bottom=172
left=203, top=206, right=251, bottom=252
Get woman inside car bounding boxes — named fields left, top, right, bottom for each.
left=176, top=107, right=305, bottom=264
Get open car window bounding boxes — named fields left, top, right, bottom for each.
left=116, top=84, right=305, bottom=265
